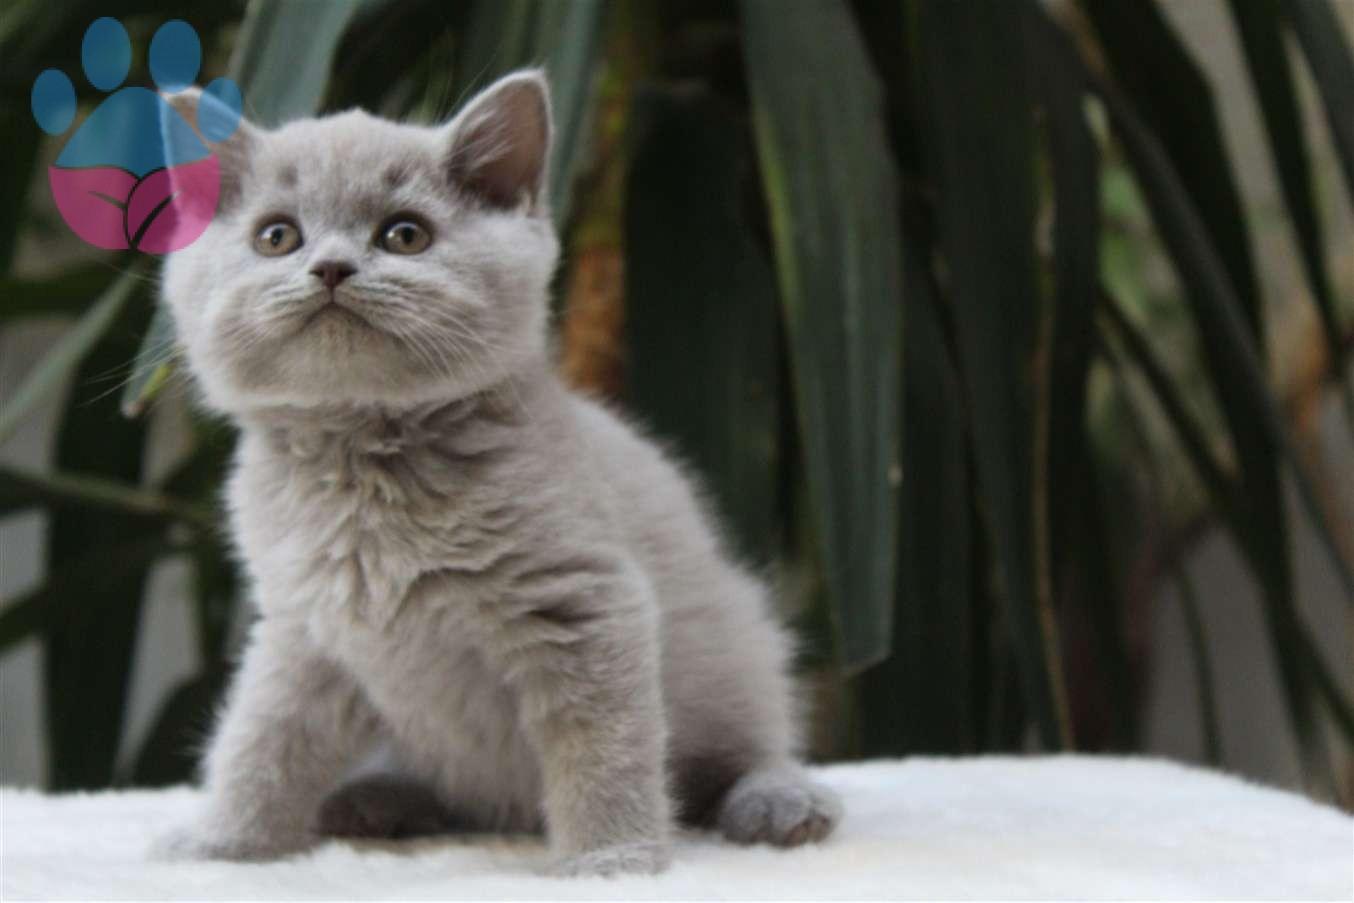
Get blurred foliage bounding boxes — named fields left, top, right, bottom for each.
left=1, top=0, right=1352, bottom=798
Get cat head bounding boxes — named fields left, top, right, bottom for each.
left=160, top=70, right=559, bottom=415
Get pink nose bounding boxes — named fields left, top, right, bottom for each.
left=311, top=260, right=356, bottom=290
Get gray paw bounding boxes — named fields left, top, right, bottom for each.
left=317, top=775, right=459, bottom=839
left=716, top=768, right=842, bottom=847
left=547, top=841, right=671, bottom=877
left=150, top=820, right=315, bottom=862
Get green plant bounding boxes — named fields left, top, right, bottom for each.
left=1, top=0, right=1351, bottom=797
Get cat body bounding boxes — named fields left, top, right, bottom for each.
left=157, top=71, right=838, bottom=877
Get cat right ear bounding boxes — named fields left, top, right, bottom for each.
left=442, top=69, right=553, bottom=215
left=162, top=86, right=257, bottom=210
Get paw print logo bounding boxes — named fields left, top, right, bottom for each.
left=30, top=18, right=242, bottom=254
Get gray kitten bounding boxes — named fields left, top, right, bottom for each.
left=154, top=70, right=839, bottom=877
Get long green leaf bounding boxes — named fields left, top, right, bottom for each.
left=1081, top=0, right=1264, bottom=342
left=0, top=536, right=170, bottom=657
left=1286, top=0, right=1354, bottom=207
left=858, top=225, right=972, bottom=754
left=42, top=286, right=157, bottom=789
left=0, top=100, right=41, bottom=274
left=916, top=0, right=1069, bottom=746
left=0, top=265, right=142, bottom=446
left=1098, top=334, right=1225, bottom=766
left=1, top=266, right=132, bottom=320
left=229, top=0, right=369, bottom=127
left=624, top=89, right=780, bottom=562
left=1026, top=7, right=1134, bottom=749
left=1106, top=315, right=1354, bottom=758
left=739, top=0, right=902, bottom=671
left=1065, top=14, right=1334, bottom=769
left=1228, top=0, right=1350, bottom=420
left=322, top=1, right=463, bottom=117
left=0, top=464, right=212, bottom=526
left=1175, top=561, right=1226, bottom=763
left=1100, top=294, right=1354, bottom=762
left=130, top=671, right=225, bottom=786
left=1045, top=18, right=1354, bottom=774
left=1098, top=298, right=1240, bottom=529
left=1065, top=26, right=1354, bottom=606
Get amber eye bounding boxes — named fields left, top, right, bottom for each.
left=378, top=219, right=431, bottom=255
left=253, top=221, right=302, bottom=256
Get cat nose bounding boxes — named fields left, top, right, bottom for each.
left=311, top=260, right=357, bottom=290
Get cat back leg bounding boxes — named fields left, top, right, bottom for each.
left=317, top=774, right=468, bottom=839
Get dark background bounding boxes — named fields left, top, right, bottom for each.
left=1, top=0, right=1351, bottom=807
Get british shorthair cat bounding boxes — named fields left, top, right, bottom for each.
left=154, top=70, right=839, bottom=877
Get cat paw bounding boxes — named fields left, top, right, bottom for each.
left=716, top=767, right=842, bottom=847
left=547, top=841, right=672, bottom=878
left=150, top=820, right=315, bottom=862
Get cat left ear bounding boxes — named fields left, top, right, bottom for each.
left=443, top=70, right=553, bottom=215
left=162, top=86, right=258, bottom=210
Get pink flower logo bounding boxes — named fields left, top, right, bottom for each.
left=31, top=18, right=241, bottom=254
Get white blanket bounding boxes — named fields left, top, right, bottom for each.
left=2, top=756, right=1350, bottom=900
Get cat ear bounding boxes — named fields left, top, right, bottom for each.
left=443, top=69, right=552, bottom=214
left=162, top=86, right=258, bottom=210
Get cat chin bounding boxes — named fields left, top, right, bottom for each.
left=293, top=300, right=380, bottom=336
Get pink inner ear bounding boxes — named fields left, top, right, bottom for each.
left=449, top=82, right=550, bottom=210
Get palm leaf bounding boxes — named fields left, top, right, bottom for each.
left=42, top=289, right=158, bottom=789
left=1, top=266, right=131, bottom=320
left=624, top=89, right=781, bottom=562
left=229, top=0, right=370, bottom=127
left=739, top=0, right=903, bottom=671
left=0, top=464, right=211, bottom=525
left=1067, top=25, right=1354, bottom=605
left=916, top=0, right=1069, bottom=746
left=0, top=536, right=171, bottom=656
left=1228, top=0, right=1350, bottom=422
left=1025, top=6, right=1133, bottom=748
left=1081, top=0, right=1264, bottom=341
left=0, top=264, right=143, bottom=446
left=1286, top=0, right=1354, bottom=206
left=858, top=223, right=973, bottom=754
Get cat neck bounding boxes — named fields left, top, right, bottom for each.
left=237, top=361, right=558, bottom=461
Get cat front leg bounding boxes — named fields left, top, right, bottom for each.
left=153, top=617, right=381, bottom=861
left=499, top=560, right=673, bottom=876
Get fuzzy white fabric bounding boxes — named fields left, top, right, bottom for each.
left=2, top=756, right=1350, bottom=901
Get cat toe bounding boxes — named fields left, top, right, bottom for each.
left=547, top=841, right=672, bottom=878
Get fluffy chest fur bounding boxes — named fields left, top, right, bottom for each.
left=231, top=395, right=554, bottom=630
left=227, top=396, right=574, bottom=824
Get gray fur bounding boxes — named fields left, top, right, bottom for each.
left=154, top=70, right=839, bottom=876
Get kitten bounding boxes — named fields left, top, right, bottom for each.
left=154, top=70, right=840, bottom=877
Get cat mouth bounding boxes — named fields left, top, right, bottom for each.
left=297, top=299, right=378, bottom=333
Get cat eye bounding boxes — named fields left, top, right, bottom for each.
left=377, top=219, right=432, bottom=255
left=253, top=220, right=303, bottom=257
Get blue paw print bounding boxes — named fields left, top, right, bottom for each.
left=31, top=17, right=243, bottom=178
